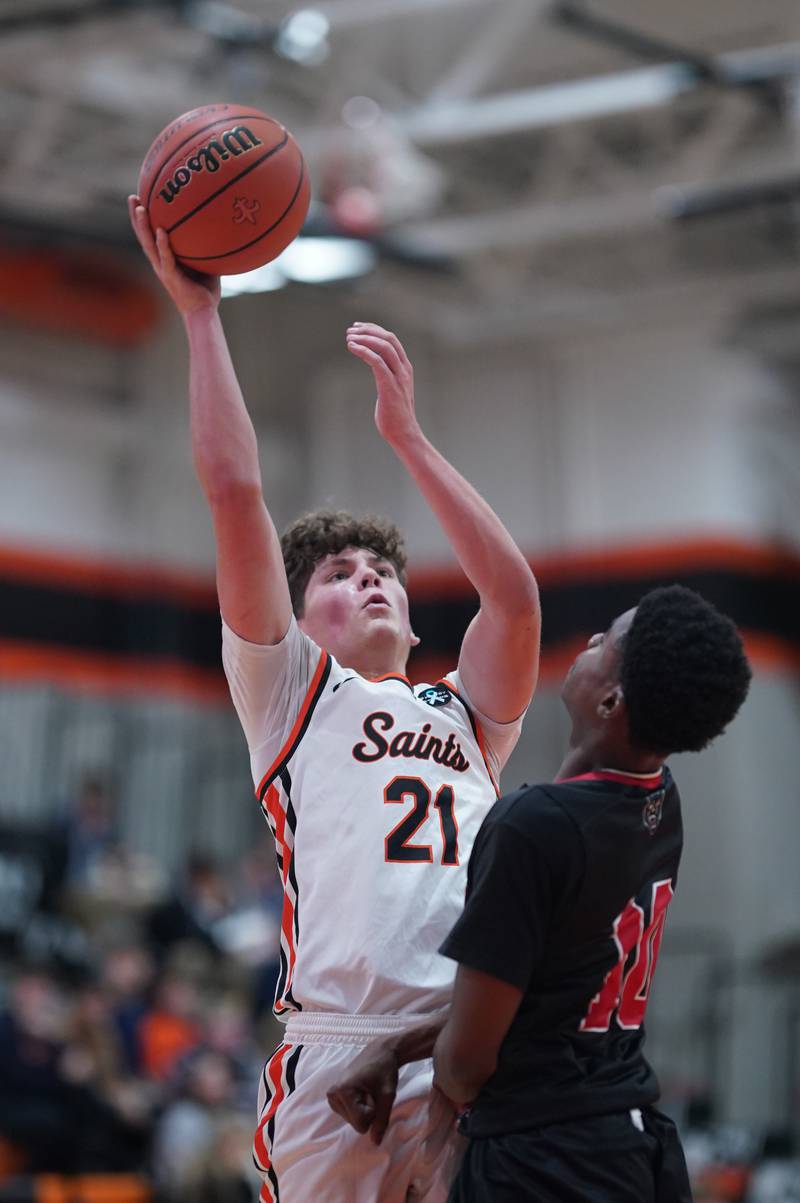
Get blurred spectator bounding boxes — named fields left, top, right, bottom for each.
left=61, top=775, right=118, bottom=890
left=747, top=1131, right=800, bottom=1202
left=217, top=847, right=282, bottom=1025
left=101, top=939, right=157, bottom=1075
left=136, top=972, right=203, bottom=1083
left=0, top=967, right=73, bottom=1170
left=0, top=966, right=152, bottom=1172
left=234, top=846, right=282, bottom=917
left=683, top=1110, right=761, bottom=1203
left=182, top=991, right=258, bottom=1113
left=56, top=775, right=162, bottom=926
left=147, top=854, right=230, bottom=961
left=177, top=1116, right=257, bottom=1203
left=152, top=1048, right=253, bottom=1201
left=61, top=979, right=154, bottom=1169
left=0, top=819, right=81, bottom=975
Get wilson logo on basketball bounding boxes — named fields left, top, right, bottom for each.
left=233, top=197, right=261, bottom=224
left=158, top=126, right=265, bottom=204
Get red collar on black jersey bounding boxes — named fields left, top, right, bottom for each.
left=557, top=767, right=665, bottom=789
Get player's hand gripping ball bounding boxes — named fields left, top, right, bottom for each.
left=138, top=104, right=311, bottom=275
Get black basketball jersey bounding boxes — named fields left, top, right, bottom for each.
left=439, top=766, right=682, bottom=1137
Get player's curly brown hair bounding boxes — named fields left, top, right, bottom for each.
left=281, top=510, right=408, bottom=616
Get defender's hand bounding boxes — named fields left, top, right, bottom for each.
left=128, top=195, right=220, bottom=317
left=326, top=1042, right=399, bottom=1146
left=346, top=322, right=419, bottom=446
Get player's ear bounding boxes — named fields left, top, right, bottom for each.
left=409, top=628, right=421, bottom=649
left=597, top=684, right=625, bottom=720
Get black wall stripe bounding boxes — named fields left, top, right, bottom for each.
left=0, top=564, right=797, bottom=674
left=0, top=577, right=220, bottom=665
left=411, top=568, right=800, bottom=669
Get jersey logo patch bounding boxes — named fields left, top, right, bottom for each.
left=642, top=790, right=664, bottom=835
left=419, top=685, right=452, bottom=708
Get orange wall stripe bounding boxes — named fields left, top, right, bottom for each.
left=409, top=534, right=800, bottom=597
left=414, top=630, right=796, bottom=692
left=0, top=642, right=228, bottom=704
left=739, top=632, right=800, bottom=676
left=0, top=543, right=216, bottom=607
left=1, top=533, right=799, bottom=606
left=0, top=629, right=793, bottom=705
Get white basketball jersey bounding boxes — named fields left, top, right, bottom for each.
left=222, top=617, right=522, bottom=1018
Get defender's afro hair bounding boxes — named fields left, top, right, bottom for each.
left=620, top=585, right=751, bottom=755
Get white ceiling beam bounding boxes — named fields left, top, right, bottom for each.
left=426, top=0, right=548, bottom=106
left=397, top=41, right=800, bottom=146
left=314, top=0, right=486, bottom=27
left=400, top=64, right=698, bottom=145
left=402, top=192, right=655, bottom=256
left=399, top=151, right=800, bottom=257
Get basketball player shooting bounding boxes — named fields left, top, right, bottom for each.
left=128, top=197, right=540, bottom=1202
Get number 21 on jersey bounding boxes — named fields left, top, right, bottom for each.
left=383, top=775, right=459, bottom=866
left=580, top=879, right=674, bottom=1032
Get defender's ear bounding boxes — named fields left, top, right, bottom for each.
left=597, top=684, right=625, bottom=721
left=409, top=629, right=421, bottom=649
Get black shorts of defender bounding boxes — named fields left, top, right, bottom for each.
left=447, top=1108, right=693, bottom=1203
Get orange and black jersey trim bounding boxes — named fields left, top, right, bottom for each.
left=440, top=677, right=501, bottom=796
left=256, top=648, right=331, bottom=802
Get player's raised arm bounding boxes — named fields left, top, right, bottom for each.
left=346, top=322, right=540, bottom=722
left=129, top=198, right=291, bottom=645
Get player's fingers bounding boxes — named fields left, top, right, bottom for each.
left=351, top=323, right=411, bottom=372
left=370, top=1087, right=396, bottom=1146
left=349, top=321, right=396, bottom=346
left=129, top=200, right=148, bottom=241
left=325, top=1086, right=350, bottom=1122
left=155, top=226, right=178, bottom=272
left=128, top=198, right=145, bottom=246
left=347, top=333, right=404, bottom=379
left=346, top=341, right=395, bottom=386
left=131, top=205, right=162, bottom=273
left=326, top=1087, right=374, bottom=1134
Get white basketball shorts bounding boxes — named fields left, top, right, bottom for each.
left=254, top=1012, right=461, bottom=1203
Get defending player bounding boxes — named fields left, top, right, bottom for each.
left=128, top=198, right=540, bottom=1202
left=329, top=585, right=751, bottom=1202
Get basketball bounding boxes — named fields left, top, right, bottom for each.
left=138, top=104, right=310, bottom=275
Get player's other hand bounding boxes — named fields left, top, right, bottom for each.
left=128, top=195, right=220, bottom=317
left=346, top=322, right=419, bottom=447
left=326, top=1041, right=399, bottom=1145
